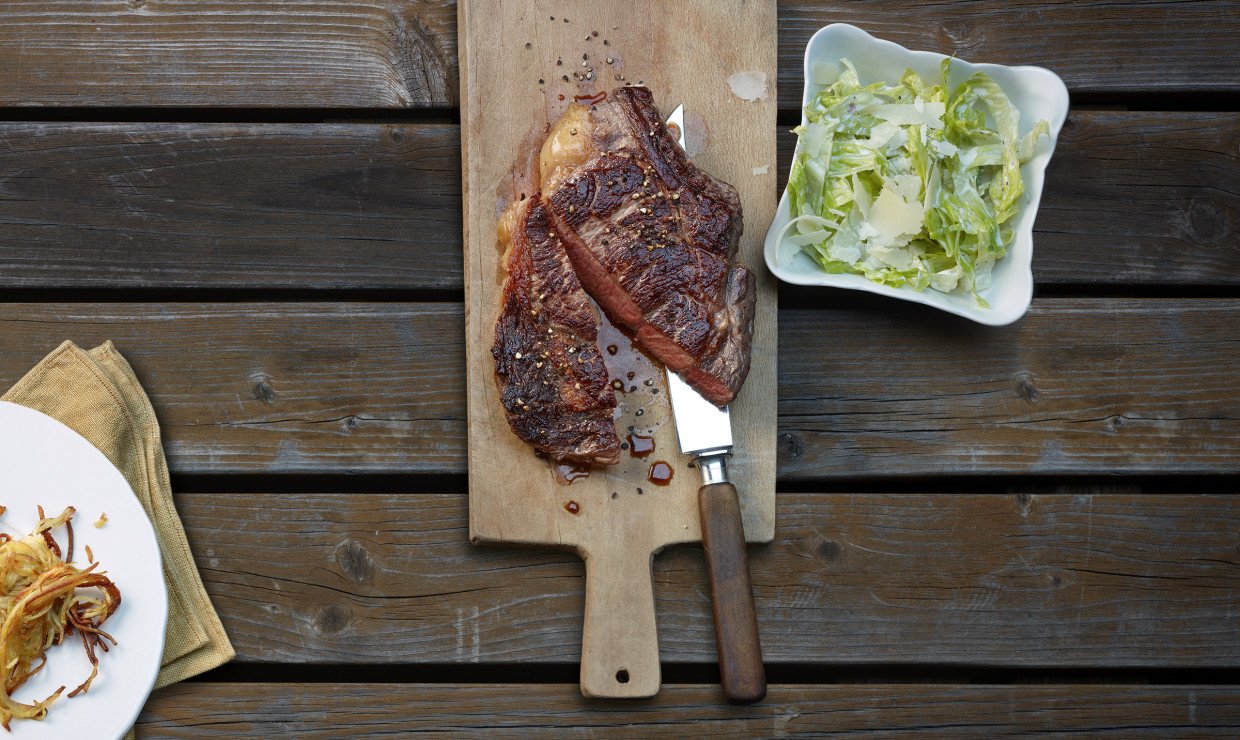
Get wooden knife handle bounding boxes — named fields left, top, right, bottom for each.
left=698, top=482, right=766, bottom=704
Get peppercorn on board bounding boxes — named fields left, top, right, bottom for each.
left=459, top=0, right=777, bottom=699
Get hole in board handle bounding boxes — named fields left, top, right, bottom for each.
left=615, top=669, right=630, bottom=684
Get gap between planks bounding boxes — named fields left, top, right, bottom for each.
left=184, top=662, right=1240, bottom=687
left=163, top=473, right=1240, bottom=496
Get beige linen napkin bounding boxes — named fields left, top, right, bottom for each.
left=2, top=340, right=234, bottom=694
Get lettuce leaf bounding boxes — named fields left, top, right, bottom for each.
left=781, top=57, right=1050, bottom=306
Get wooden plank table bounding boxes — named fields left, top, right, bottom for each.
left=0, top=1, right=1236, bottom=735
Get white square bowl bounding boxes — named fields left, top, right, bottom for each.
left=763, top=24, right=1070, bottom=326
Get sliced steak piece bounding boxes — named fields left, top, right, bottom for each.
left=492, top=195, right=621, bottom=466
left=541, top=86, right=756, bottom=406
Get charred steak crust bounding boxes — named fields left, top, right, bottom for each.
left=491, top=87, right=755, bottom=463
left=492, top=196, right=621, bottom=465
left=544, top=86, right=756, bottom=405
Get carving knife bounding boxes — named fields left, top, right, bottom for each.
left=663, top=104, right=766, bottom=705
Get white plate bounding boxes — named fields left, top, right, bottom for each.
left=0, top=402, right=167, bottom=740
left=764, top=23, right=1070, bottom=325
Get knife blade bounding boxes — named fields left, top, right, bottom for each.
left=664, top=104, right=766, bottom=705
left=664, top=106, right=733, bottom=458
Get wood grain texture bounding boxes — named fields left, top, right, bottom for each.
left=698, top=482, right=766, bottom=704
left=0, top=300, right=1235, bottom=478
left=0, top=112, right=1234, bottom=290
left=137, top=683, right=1240, bottom=737
left=178, top=492, right=1240, bottom=667
left=777, top=299, right=1240, bottom=480
left=1034, top=112, right=1240, bottom=286
left=0, top=303, right=466, bottom=474
left=0, top=1, right=456, bottom=108
left=458, top=0, right=778, bottom=698
left=775, top=2, right=1240, bottom=109
left=2, top=2, right=1238, bottom=108
left=0, top=122, right=461, bottom=290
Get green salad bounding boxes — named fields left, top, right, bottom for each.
left=778, top=59, right=1049, bottom=306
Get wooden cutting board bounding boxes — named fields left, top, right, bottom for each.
left=459, top=0, right=777, bottom=699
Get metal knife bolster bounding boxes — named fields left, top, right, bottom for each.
left=695, top=452, right=731, bottom=486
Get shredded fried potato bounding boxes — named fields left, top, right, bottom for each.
left=0, top=507, right=120, bottom=730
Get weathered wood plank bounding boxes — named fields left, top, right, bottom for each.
left=777, top=300, right=1240, bottom=480
left=178, top=492, right=1240, bottom=666
left=138, top=683, right=1240, bottom=737
left=0, top=303, right=466, bottom=474
left=3, top=3, right=1238, bottom=108
left=1, top=113, right=1237, bottom=290
left=0, top=1, right=457, bottom=108
left=0, top=301, right=1235, bottom=478
left=0, top=122, right=462, bottom=290
left=775, top=2, right=1240, bottom=109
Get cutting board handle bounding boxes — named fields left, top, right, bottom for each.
left=579, top=543, right=660, bottom=698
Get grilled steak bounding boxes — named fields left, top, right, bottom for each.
left=492, top=195, right=621, bottom=466
left=493, top=87, right=754, bottom=464
left=541, top=86, right=756, bottom=406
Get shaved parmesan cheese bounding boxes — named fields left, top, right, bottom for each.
left=852, top=175, right=874, bottom=216
left=727, top=71, right=768, bottom=102
left=867, top=187, right=925, bottom=246
left=862, top=121, right=901, bottom=150
left=891, top=174, right=922, bottom=202
left=929, top=138, right=959, bottom=159
left=873, top=102, right=946, bottom=128
left=868, top=243, right=913, bottom=269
